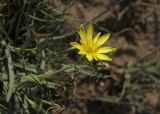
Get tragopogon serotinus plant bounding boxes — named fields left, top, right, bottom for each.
left=71, top=23, right=116, bottom=61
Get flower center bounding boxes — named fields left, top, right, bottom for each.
left=84, top=43, right=95, bottom=53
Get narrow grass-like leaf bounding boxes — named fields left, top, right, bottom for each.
left=40, top=50, right=45, bottom=70
left=63, top=64, right=111, bottom=78
left=25, top=96, right=38, bottom=109
left=13, top=62, right=43, bottom=74
left=5, top=45, right=15, bottom=102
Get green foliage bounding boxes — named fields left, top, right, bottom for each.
left=0, top=0, right=70, bottom=113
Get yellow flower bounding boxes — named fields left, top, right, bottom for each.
left=70, top=23, right=116, bottom=61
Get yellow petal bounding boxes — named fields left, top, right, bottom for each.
left=86, top=23, right=93, bottom=41
left=93, top=32, right=101, bottom=44
left=78, top=50, right=86, bottom=55
left=98, top=47, right=116, bottom=53
left=70, top=42, right=82, bottom=50
left=96, top=53, right=112, bottom=61
left=95, top=33, right=110, bottom=47
left=78, top=24, right=86, bottom=41
left=80, top=39, right=87, bottom=45
left=92, top=53, right=98, bottom=61
left=86, top=54, right=93, bottom=61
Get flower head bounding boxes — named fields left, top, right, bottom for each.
left=70, top=23, right=116, bottom=61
